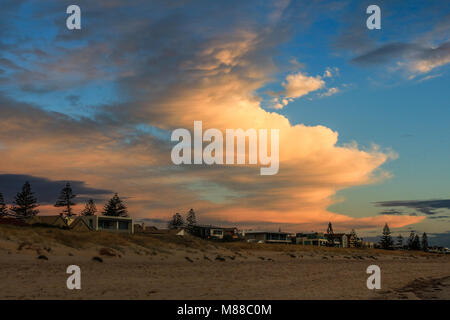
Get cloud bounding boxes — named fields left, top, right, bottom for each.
left=323, top=67, right=339, bottom=78
left=352, top=41, right=450, bottom=76
left=352, top=43, right=422, bottom=65
left=320, top=87, right=339, bottom=97
left=0, top=0, right=424, bottom=231
left=282, top=72, right=325, bottom=99
left=374, top=199, right=450, bottom=215
left=0, top=173, right=112, bottom=204
left=378, top=209, right=404, bottom=216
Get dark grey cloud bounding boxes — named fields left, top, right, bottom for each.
left=374, top=199, right=450, bottom=215
left=0, top=174, right=112, bottom=204
left=352, top=42, right=422, bottom=65
left=427, top=215, right=450, bottom=220
left=378, top=208, right=404, bottom=215
left=352, top=41, right=450, bottom=68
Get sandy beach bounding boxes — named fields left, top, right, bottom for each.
left=0, top=225, right=449, bottom=300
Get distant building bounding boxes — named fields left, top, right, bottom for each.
left=78, top=215, right=134, bottom=234
left=26, top=215, right=70, bottom=228
left=361, top=241, right=375, bottom=248
left=325, top=233, right=348, bottom=248
left=69, top=217, right=92, bottom=232
left=346, top=230, right=358, bottom=248
left=134, top=222, right=159, bottom=233
left=296, top=232, right=328, bottom=246
left=190, top=224, right=237, bottom=240
left=241, top=230, right=291, bottom=244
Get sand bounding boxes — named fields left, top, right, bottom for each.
left=0, top=225, right=449, bottom=300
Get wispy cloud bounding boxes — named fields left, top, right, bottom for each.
left=375, top=199, right=450, bottom=215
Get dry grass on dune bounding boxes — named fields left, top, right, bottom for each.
left=0, top=224, right=212, bottom=253
left=0, top=224, right=440, bottom=259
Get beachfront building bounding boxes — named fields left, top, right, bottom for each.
left=347, top=229, right=358, bottom=248
left=78, top=215, right=134, bottom=234
left=134, top=222, right=160, bottom=233
left=241, top=230, right=291, bottom=244
left=325, top=233, right=348, bottom=248
left=26, top=215, right=70, bottom=228
left=295, top=232, right=328, bottom=246
left=190, top=224, right=235, bottom=240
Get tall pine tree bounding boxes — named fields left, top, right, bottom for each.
left=54, top=182, right=76, bottom=217
left=380, top=223, right=394, bottom=250
left=421, top=232, right=428, bottom=252
left=10, top=181, right=39, bottom=219
left=168, top=213, right=184, bottom=229
left=186, top=208, right=197, bottom=227
left=407, top=231, right=416, bottom=249
left=396, top=234, right=404, bottom=248
left=0, top=192, right=8, bottom=217
left=81, top=199, right=97, bottom=216
left=412, top=234, right=421, bottom=250
left=102, top=193, right=128, bottom=217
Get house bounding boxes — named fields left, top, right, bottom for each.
left=296, top=232, right=328, bottom=246
left=26, top=215, right=70, bottom=228
left=69, top=217, right=92, bottom=232
left=325, top=233, right=348, bottom=247
left=361, top=241, right=375, bottom=248
left=241, top=230, right=291, bottom=244
left=190, top=224, right=227, bottom=240
left=346, top=230, right=358, bottom=248
left=133, top=222, right=159, bottom=233
left=222, top=227, right=239, bottom=239
left=78, top=215, right=134, bottom=234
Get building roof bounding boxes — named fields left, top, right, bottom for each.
left=192, top=224, right=224, bottom=229
left=243, top=230, right=290, bottom=235
left=96, top=215, right=132, bottom=220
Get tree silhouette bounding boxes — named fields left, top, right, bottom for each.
left=396, top=234, right=404, bottom=248
left=10, top=181, right=39, bottom=219
left=326, top=222, right=334, bottom=246
left=102, top=193, right=128, bottom=217
left=411, top=234, right=420, bottom=250
left=0, top=192, right=8, bottom=217
left=54, top=182, right=76, bottom=217
left=168, top=213, right=184, bottom=229
left=380, top=223, right=394, bottom=250
left=81, top=199, right=97, bottom=216
left=186, top=208, right=197, bottom=227
left=421, top=232, right=428, bottom=252
left=407, top=231, right=415, bottom=249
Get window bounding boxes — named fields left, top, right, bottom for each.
left=118, top=221, right=129, bottom=230
left=99, top=220, right=115, bottom=229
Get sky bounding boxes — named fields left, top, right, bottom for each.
left=0, top=0, right=449, bottom=246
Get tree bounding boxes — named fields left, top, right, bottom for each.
left=168, top=213, right=184, bottom=229
left=326, top=222, right=334, bottom=246
left=10, top=181, right=39, bottom=219
left=411, top=234, right=420, bottom=250
left=407, top=231, right=416, bottom=249
left=396, top=234, right=404, bottom=248
left=421, top=232, right=428, bottom=252
left=81, top=199, right=97, bottom=216
left=0, top=192, right=8, bottom=217
left=54, top=182, right=76, bottom=217
left=186, top=208, right=197, bottom=227
left=380, top=223, right=394, bottom=250
left=102, top=193, right=128, bottom=217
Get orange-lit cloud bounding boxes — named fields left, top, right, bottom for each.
left=0, top=3, right=425, bottom=232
